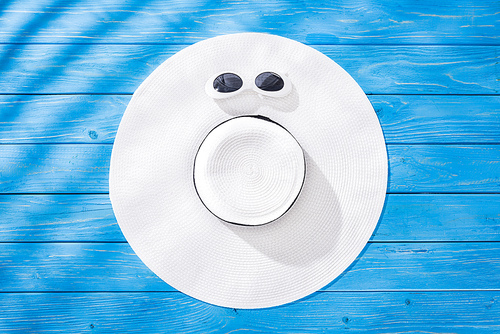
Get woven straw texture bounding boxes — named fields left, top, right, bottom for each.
left=194, top=116, right=306, bottom=226
left=109, top=33, right=388, bottom=309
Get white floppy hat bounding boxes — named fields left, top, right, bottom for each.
left=109, top=33, right=388, bottom=309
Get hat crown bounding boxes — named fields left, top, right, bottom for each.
left=193, top=116, right=305, bottom=226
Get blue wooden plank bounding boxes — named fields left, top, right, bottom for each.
left=0, top=95, right=127, bottom=144
left=0, top=0, right=497, bottom=44
left=1, top=194, right=499, bottom=242
left=0, top=44, right=497, bottom=94
left=374, top=194, right=500, bottom=241
left=1, top=2, right=498, bottom=332
left=316, top=45, right=500, bottom=95
left=1, top=95, right=499, bottom=144
left=372, top=95, right=500, bottom=144
left=0, top=195, right=118, bottom=241
left=0, top=144, right=110, bottom=193
left=1, top=0, right=497, bottom=331
left=1, top=242, right=499, bottom=292
left=0, top=144, right=498, bottom=193
left=0, top=291, right=498, bottom=332
left=388, top=145, right=500, bottom=193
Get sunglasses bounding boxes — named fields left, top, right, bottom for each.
left=205, top=71, right=292, bottom=99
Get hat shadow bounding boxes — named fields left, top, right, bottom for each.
left=224, top=152, right=343, bottom=267
left=214, top=85, right=300, bottom=116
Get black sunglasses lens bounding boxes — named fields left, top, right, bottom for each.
left=213, top=73, right=243, bottom=93
left=255, top=72, right=285, bottom=92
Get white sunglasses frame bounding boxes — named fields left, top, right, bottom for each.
left=205, top=71, right=292, bottom=99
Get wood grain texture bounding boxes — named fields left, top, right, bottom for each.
left=372, top=95, right=500, bottom=144
left=0, top=144, right=110, bottom=193
left=0, top=0, right=498, bottom=45
left=0, top=291, right=498, bottom=333
left=0, top=44, right=498, bottom=94
left=2, top=0, right=499, bottom=330
left=374, top=194, right=500, bottom=241
left=1, top=95, right=499, bottom=144
left=0, top=95, right=127, bottom=144
left=388, top=145, right=500, bottom=193
left=1, top=242, right=499, bottom=292
left=0, top=195, right=117, bottom=241
left=1, top=194, right=499, bottom=242
left=0, top=144, right=498, bottom=193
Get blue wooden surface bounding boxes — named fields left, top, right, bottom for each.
left=0, top=1, right=499, bottom=332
